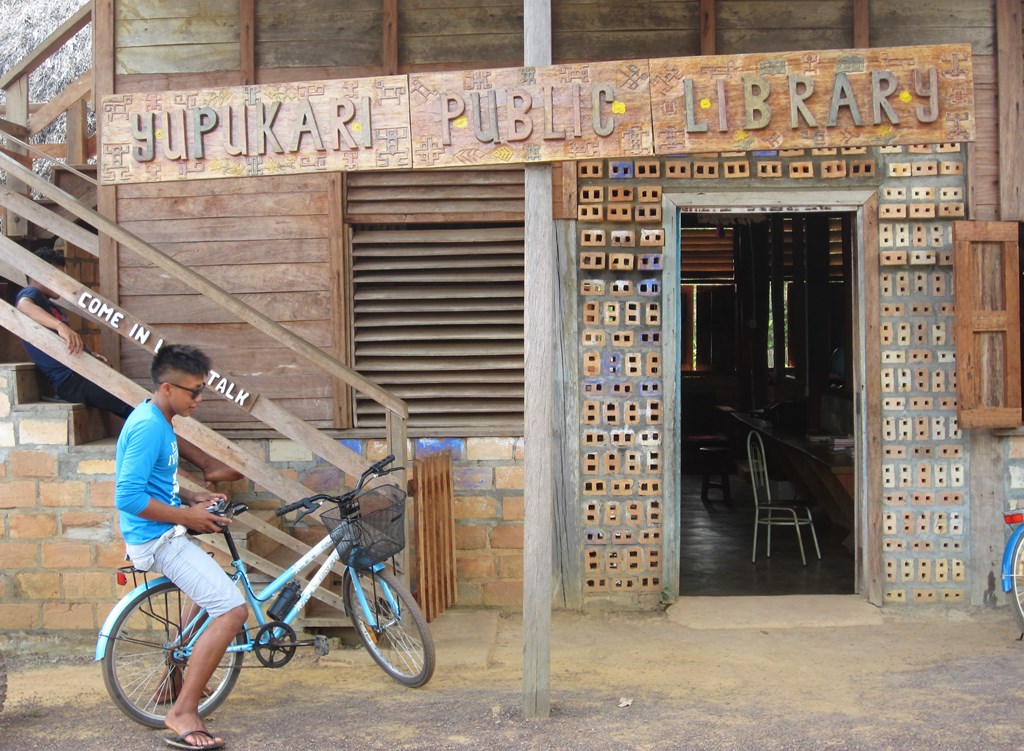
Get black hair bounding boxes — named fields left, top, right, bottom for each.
left=32, top=247, right=66, bottom=267
left=150, top=344, right=211, bottom=385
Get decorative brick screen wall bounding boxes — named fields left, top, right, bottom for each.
left=575, top=143, right=971, bottom=606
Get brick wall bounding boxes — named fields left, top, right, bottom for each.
left=0, top=362, right=525, bottom=640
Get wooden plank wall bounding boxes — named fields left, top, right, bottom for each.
left=870, top=0, right=994, bottom=54
left=717, top=0, right=852, bottom=52
left=115, top=0, right=240, bottom=75
left=552, top=1, right=700, bottom=62
left=255, top=0, right=382, bottom=72
left=116, top=173, right=342, bottom=429
left=400, top=0, right=524, bottom=70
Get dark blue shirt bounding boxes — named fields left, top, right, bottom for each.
left=15, top=286, right=74, bottom=388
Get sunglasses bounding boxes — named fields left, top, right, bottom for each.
left=163, top=381, right=206, bottom=399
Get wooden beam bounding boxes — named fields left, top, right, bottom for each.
left=65, top=97, right=89, bottom=165
left=27, top=70, right=92, bottom=137
left=523, top=0, right=553, bottom=722
left=0, top=149, right=409, bottom=421
left=330, top=172, right=353, bottom=429
left=4, top=75, right=30, bottom=239
left=0, top=233, right=371, bottom=485
left=0, top=2, right=91, bottom=90
left=383, top=0, right=399, bottom=75
left=553, top=221, right=582, bottom=608
left=239, top=0, right=255, bottom=85
left=0, top=186, right=99, bottom=253
left=699, top=0, right=716, bottom=56
left=0, top=292, right=311, bottom=503
left=852, top=0, right=870, bottom=49
left=997, top=0, right=1024, bottom=220
left=0, top=119, right=28, bottom=138
left=93, top=0, right=120, bottom=374
left=859, top=192, right=883, bottom=605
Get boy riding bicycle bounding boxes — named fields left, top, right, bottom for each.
left=115, top=344, right=246, bottom=751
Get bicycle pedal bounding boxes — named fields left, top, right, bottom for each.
left=314, top=635, right=330, bottom=656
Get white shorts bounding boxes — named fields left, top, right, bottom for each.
left=127, top=531, right=245, bottom=618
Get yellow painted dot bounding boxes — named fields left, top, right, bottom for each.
left=352, top=122, right=362, bottom=132
left=699, top=98, right=711, bottom=110
left=611, top=100, right=626, bottom=114
left=877, top=124, right=893, bottom=137
left=899, top=90, right=913, bottom=103
left=736, top=129, right=748, bottom=140
left=155, top=129, right=164, bottom=139
left=454, top=115, right=469, bottom=129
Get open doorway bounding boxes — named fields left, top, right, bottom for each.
left=662, top=190, right=879, bottom=600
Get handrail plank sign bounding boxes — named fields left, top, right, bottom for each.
left=99, top=44, right=974, bottom=185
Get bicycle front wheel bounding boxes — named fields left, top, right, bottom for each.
left=343, top=567, right=435, bottom=687
left=1009, top=533, right=1024, bottom=632
left=100, top=580, right=245, bottom=728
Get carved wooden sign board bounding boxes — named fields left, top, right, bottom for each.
left=100, top=44, right=974, bottom=185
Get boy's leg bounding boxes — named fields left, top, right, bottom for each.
left=178, top=437, right=243, bottom=486
left=153, top=537, right=247, bottom=747
left=164, top=604, right=247, bottom=748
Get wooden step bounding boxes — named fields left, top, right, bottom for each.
left=6, top=362, right=115, bottom=445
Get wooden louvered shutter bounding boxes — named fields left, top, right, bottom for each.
left=953, top=221, right=1022, bottom=428
left=346, top=168, right=525, bottom=429
left=680, top=227, right=734, bottom=280
left=350, top=226, right=524, bottom=428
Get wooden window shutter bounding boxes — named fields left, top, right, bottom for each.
left=952, top=221, right=1022, bottom=428
left=346, top=168, right=525, bottom=430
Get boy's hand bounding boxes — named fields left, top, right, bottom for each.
left=181, top=502, right=231, bottom=534
left=55, top=322, right=84, bottom=355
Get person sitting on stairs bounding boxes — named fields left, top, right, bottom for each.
left=15, top=246, right=242, bottom=487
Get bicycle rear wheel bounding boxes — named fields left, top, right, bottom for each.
left=343, top=567, right=435, bottom=687
left=100, top=580, right=245, bottom=728
left=1009, top=533, right=1024, bottom=632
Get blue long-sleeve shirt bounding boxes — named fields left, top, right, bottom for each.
left=115, top=400, right=181, bottom=545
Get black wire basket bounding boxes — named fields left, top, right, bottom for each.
left=320, top=484, right=406, bottom=570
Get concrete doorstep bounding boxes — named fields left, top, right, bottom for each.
left=666, top=594, right=884, bottom=630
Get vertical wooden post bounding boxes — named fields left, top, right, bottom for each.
left=997, top=0, right=1023, bottom=221
left=4, top=75, right=29, bottom=238
left=239, top=0, right=256, bottom=85
left=383, top=0, right=399, bottom=75
left=523, top=0, right=553, bottom=722
left=699, top=0, right=716, bottom=56
left=852, top=0, right=870, bottom=49
left=93, top=0, right=121, bottom=367
left=65, top=98, right=89, bottom=165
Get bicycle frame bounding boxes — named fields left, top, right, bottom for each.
left=96, top=523, right=396, bottom=662
left=1001, top=519, right=1024, bottom=594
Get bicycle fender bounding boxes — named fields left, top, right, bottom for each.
left=1001, top=525, right=1024, bottom=593
left=94, top=575, right=171, bottom=660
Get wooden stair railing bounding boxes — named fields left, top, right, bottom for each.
left=0, top=2, right=418, bottom=625
left=412, top=452, right=457, bottom=622
left=0, top=231, right=377, bottom=486
left=0, top=149, right=409, bottom=484
left=0, top=1, right=94, bottom=236
left=0, top=293, right=349, bottom=616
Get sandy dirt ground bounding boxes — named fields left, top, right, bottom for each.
left=1, top=602, right=1023, bottom=751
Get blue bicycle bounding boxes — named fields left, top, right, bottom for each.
left=95, top=455, right=435, bottom=728
left=1002, top=509, right=1024, bottom=631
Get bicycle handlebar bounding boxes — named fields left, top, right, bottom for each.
left=275, top=454, right=398, bottom=519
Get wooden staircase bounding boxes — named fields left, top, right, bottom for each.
left=0, top=3, right=459, bottom=628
